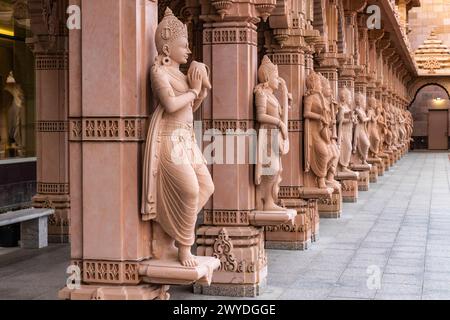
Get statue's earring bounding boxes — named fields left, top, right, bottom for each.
left=163, top=55, right=171, bottom=66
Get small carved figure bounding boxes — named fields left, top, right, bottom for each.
left=3, top=72, right=25, bottom=152
left=337, top=87, right=354, bottom=173
left=367, top=96, right=381, bottom=158
left=254, top=56, right=291, bottom=211
left=352, top=92, right=370, bottom=165
left=304, top=72, right=331, bottom=189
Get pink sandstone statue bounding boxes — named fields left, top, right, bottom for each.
left=382, top=103, right=394, bottom=151
left=319, top=73, right=340, bottom=187
left=337, top=87, right=354, bottom=173
left=376, top=100, right=387, bottom=153
left=3, top=71, right=25, bottom=154
left=352, top=92, right=370, bottom=165
left=304, top=71, right=331, bottom=189
left=367, top=96, right=381, bottom=158
left=141, top=8, right=214, bottom=267
left=254, top=56, right=291, bottom=211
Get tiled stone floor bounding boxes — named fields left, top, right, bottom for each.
left=0, top=152, right=449, bottom=300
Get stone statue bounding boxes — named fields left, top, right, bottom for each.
left=141, top=8, right=214, bottom=267
left=376, top=100, right=387, bottom=153
left=352, top=92, right=370, bottom=165
left=367, top=96, right=381, bottom=158
left=382, top=102, right=393, bottom=151
left=3, top=72, right=25, bottom=153
left=304, top=71, right=331, bottom=189
left=254, top=56, right=291, bottom=211
left=336, top=87, right=354, bottom=173
left=319, top=73, right=340, bottom=187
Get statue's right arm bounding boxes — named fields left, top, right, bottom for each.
left=255, top=91, right=281, bottom=127
left=151, top=67, right=197, bottom=114
left=303, top=97, right=321, bottom=121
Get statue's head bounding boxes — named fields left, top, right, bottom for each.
left=338, top=87, right=351, bottom=104
left=305, top=71, right=322, bottom=92
left=155, top=8, right=190, bottom=65
left=356, top=93, right=366, bottom=109
left=319, top=73, right=332, bottom=98
left=258, top=56, right=279, bottom=90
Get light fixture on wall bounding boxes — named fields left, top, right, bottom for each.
left=0, top=27, right=14, bottom=37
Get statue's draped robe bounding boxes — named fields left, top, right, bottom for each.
left=367, top=108, right=380, bottom=156
left=305, top=92, right=330, bottom=179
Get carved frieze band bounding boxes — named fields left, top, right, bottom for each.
left=37, top=182, right=69, bottom=195
left=202, top=119, right=254, bottom=134
left=82, top=260, right=140, bottom=285
left=36, top=121, right=68, bottom=132
left=203, top=209, right=251, bottom=225
left=288, top=120, right=303, bottom=132
left=279, top=186, right=302, bottom=199
left=69, top=117, right=146, bottom=142
left=35, top=53, right=68, bottom=70
left=269, top=53, right=305, bottom=65
left=203, top=27, right=257, bottom=45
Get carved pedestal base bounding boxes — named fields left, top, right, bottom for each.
left=318, top=187, right=342, bottom=219
left=139, top=256, right=220, bottom=286
left=59, top=284, right=170, bottom=300
left=380, top=153, right=390, bottom=171
left=195, top=225, right=267, bottom=297
left=357, top=170, right=370, bottom=191
left=369, top=165, right=378, bottom=183
left=308, top=200, right=320, bottom=242
left=336, top=171, right=359, bottom=203
left=32, top=194, right=70, bottom=243
left=368, top=158, right=382, bottom=182
left=350, top=164, right=371, bottom=192
left=265, top=199, right=311, bottom=250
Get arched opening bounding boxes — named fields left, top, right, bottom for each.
left=409, top=83, right=450, bottom=150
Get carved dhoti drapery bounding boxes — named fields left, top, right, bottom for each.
left=305, top=120, right=330, bottom=179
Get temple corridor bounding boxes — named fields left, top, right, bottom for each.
left=171, top=151, right=450, bottom=300
left=1, top=152, right=449, bottom=300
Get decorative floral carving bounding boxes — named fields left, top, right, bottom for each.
left=213, top=229, right=238, bottom=272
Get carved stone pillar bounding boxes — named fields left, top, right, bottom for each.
left=60, top=0, right=171, bottom=300
left=194, top=2, right=286, bottom=297
left=28, top=0, right=69, bottom=243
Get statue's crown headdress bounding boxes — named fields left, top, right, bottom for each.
left=6, top=71, right=15, bottom=84
left=155, top=8, right=188, bottom=53
left=258, top=55, right=278, bottom=83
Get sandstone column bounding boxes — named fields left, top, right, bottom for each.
left=28, top=0, right=69, bottom=243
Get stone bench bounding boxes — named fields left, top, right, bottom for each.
left=0, top=208, right=54, bottom=249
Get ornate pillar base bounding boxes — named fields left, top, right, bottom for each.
left=350, top=164, right=371, bottom=192
left=265, top=199, right=312, bottom=250
left=32, top=194, right=70, bottom=243
left=59, top=284, right=170, bottom=300
left=367, top=158, right=382, bottom=183
left=336, top=172, right=359, bottom=202
left=308, top=200, right=320, bottom=242
left=195, top=226, right=267, bottom=297
left=318, top=187, right=342, bottom=219
left=380, top=153, right=391, bottom=171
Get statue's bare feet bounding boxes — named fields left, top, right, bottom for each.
left=318, top=178, right=327, bottom=189
left=178, top=246, right=198, bottom=267
left=263, top=203, right=286, bottom=211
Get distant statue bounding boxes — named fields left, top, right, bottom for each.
left=337, top=87, right=354, bottom=173
left=367, top=96, right=381, bottom=158
left=352, top=93, right=370, bottom=165
left=304, top=72, right=331, bottom=189
left=254, top=56, right=291, bottom=211
left=3, top=72, right=25, bottom=152
left=319, top=74, right=340, bottom=186
left=376, top=100, right=387, bottom=153
left=141, top=8, right=214, bottom=267
left=382, top=103, right=393, bottom=151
